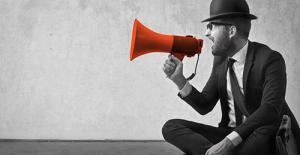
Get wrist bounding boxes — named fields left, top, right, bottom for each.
left=224, top=137, right=235, bottom=150
left=226, top=131, right=242, bottom=146
left=172, top=75, right=187, bottom=90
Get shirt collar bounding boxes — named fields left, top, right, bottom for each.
left=231, top=41, right=248, bottom=64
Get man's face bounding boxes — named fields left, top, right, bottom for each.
left=205, top=22, right=233, bottom=57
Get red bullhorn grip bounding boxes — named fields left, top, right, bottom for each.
left=171, top=36, right=203, bottom=59
left=172, top=53, right=185, bottom=61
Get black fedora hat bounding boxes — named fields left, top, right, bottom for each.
left=202, top=0, right=257, bottom=22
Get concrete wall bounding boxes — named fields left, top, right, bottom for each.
left=0, top=0, right=299, bottom=140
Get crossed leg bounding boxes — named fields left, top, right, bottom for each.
left=162, top=119, right=277, bottom=155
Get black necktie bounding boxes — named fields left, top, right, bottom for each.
left=228, top=58, right=249, bottom=126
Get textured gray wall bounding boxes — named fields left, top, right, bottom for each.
left=0, top=0, right=299, bottom=140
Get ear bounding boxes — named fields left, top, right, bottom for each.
left=229, top=25, right=237, bottom=39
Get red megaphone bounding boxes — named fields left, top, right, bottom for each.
left=130, top=19, right=203, bottom=61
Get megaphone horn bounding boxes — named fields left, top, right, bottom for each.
left=130, top=19, right=203, bottom=61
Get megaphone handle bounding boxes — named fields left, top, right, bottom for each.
left=171, top=52, right=199, bottom=81
left=171, top=52, right=185, bottom=61
left=187, top=53, right=200, bottom=81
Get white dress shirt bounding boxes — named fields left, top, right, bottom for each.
left=227, top=42, right=248, bottom=127
left=179, top=41, right=249, bottom=146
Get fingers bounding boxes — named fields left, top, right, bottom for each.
left=163, top=57, right=177, bottom=77
left=165, top=59, right=176, bottom=67
left=164, top=63, right=175, bottom=72
left=163, top=54, right=183, bottom=79
left=170, top=54, right=181, bottom=64
left=163, top=63, right=175, bottom=77
left=205, top=149, right=210, bottom=155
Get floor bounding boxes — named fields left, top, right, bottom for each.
left=0, top=141, right=183, bottom=155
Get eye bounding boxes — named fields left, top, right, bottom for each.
left=207, top=23, right=212, bottom=30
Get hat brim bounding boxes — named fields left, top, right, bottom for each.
left=202, top=12, right=257, bottom=22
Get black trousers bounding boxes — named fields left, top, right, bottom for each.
left=162, top=119, right=277, bottom=155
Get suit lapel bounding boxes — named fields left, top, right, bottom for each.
left=243, top=41, right=255, bottom=96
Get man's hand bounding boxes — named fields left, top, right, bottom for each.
left=205, top=137, right=235, bottom=155
left=162, top=55, right=187, bottom=90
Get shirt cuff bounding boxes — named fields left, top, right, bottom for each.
left=226, top=131, right=243, bottom=146
left=178, top=81, right=192, bottom=97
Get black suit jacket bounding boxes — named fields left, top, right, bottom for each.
left=179, top=41, right=300, bottom=148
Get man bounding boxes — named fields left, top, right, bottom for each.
left=162, top=0, right=300, bottom=154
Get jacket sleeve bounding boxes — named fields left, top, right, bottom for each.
left=178, top=57, right=221, bottom=115
left=234, top=51, right=286, bottom=139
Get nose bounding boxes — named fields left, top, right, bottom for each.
left=205, top=28, right=213, bottom=41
